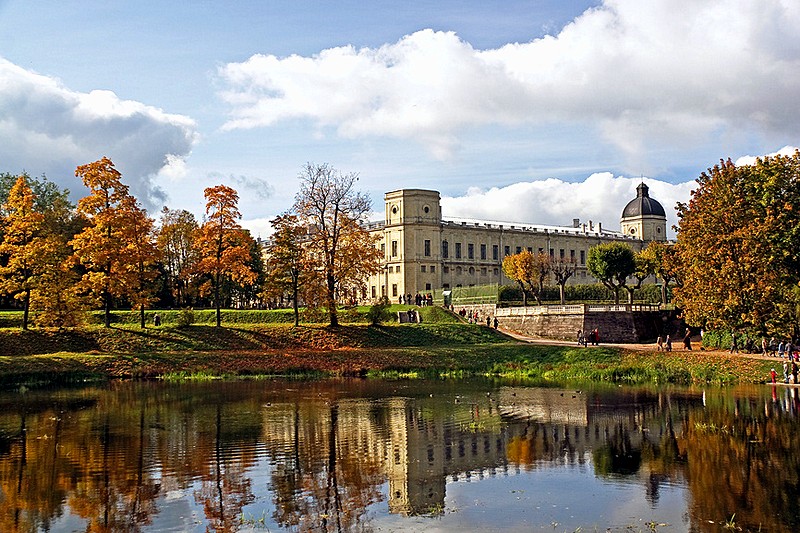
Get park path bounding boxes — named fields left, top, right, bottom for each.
left=496, top=327, right=785, bottom=362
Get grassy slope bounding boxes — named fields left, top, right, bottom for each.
left=0, top=307, right=775, bottom=386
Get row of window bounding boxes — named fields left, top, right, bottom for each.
left=385, top=238, right=587, bottom=265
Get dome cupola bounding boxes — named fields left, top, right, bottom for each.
left=622, top=182, right=666, bottom=218
left=620, top=182, right=667, bottom=241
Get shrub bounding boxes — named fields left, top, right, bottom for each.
left=366, top=297, right=393, bottom=325
left=176, top=308, right=195, bottom=328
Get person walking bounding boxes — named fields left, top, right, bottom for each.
left=683, top=329, right=692, bottom=350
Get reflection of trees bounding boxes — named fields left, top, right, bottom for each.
left=269, top=399, right=385, bottom=532
left=681, top=401, right=800, bottom=533
left=194, top=403, right=255, bottom=532
left=0, top=411, right=74, bottom=532
left=593, top=423, right=642, bottom=476
left=1, top=382, right=799, bottom=532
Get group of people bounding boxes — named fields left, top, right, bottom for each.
left=761, top=337, right=800, bottom=360
left=577, top=328, right=600, bottom=347
left=656, top=329, right=694, bottom=351
left=771, top=359, right=800, bottom=384
left=457, top=308, right=499, bottom=328
left=400, top=293, right=433, bottom=307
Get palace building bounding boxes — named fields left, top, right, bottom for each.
left=364, top=183, right=667, bottom=300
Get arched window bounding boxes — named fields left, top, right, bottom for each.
left=442, top=240, right=449, bottom=258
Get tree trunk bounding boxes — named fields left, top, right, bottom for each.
left=559, top=283, right=566, bottom=305
left=139, top=304, right=146, bottom=329
left=327, top=271, right=338, bottom=327
left=214, top=272, right=221, bottom=327
left=292, top=279, right=300, bottom=327
left=104, top=289, right=111, bottom=328
left=22, top=289, right=30, bottom=330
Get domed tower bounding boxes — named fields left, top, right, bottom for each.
left=620, top=182, right=667, bottom=242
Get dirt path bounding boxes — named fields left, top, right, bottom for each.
left=497, top=327, right=787, bottom=362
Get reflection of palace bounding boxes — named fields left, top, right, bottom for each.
left=259, top=386, right=701, bottom=516
left=3, top=382, right=798, bottom=532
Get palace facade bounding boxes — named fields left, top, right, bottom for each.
left=365, top=183, right=667, bottom=300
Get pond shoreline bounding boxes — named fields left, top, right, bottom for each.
left=0, top=323, right=776, bottom=387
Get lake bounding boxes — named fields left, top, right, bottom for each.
left=0, top=378, right=797, bottom=532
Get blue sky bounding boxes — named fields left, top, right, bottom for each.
left=1, top=0, right=798, bottom=237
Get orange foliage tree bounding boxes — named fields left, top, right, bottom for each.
left=193, top=184, right=257, bottom=327
left=673, top=153, right=800, bottom=334
left=292, top=163, right=381, bottom=327
left=265, top=213, right=308, bottom=326
left=157, top=207, right=200, bottom=307
left=71, top=157, right=159, bottom=328
left=0, top=175, right=46, bottom=329
left=502, top=250, right=550, bottom=306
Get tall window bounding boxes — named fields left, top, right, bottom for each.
left=468, top=243, right=474, bottom=259
left=391, top=240, right=398, bottom=257
left=504, top=245, right=510, bottom=256
left=515, top=246, right=521, bottom=254
left=560, top=248, right=565, bottom=259
left=424, top=239, right=431, bottom=257
left=442, top=240, right=449, bottom=258
left=580, top=250, right=586, bottom=265
left=492, top=245, right=499, bottom=260
left=480, top=244, right=486, bottom=260
left=455, top=242, right=462, bottom=259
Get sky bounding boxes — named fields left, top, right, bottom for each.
left=1, top=0, right=798, bottom=238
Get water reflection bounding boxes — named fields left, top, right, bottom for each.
left=0, top=379, right=797, bottom=532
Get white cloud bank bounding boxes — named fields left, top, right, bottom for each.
left=0, top=58, right=198, bottom=206
left=219, top=0, right=800, bottom=162
left=440, top=174, right=696, bottom=239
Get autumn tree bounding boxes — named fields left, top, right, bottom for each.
left=639, top=241, right=679, bottom=305
left=0, top=176, right=46, bottom=329
left=71, top=157, right=157, bottom=327
left=119, top=198, right=160, bottom=328
left=157, top=207, right=199, bottom=307
left=502, top=251, right=551, bottom=306
left=673, top=153, right=800, bottom=334
left=292, top=163, right=381, bottom=327
left=623, top=251, right=655, bottom=304
left=551, top=256, right=577, bottom=305
left=586, top=242, right=636, bottom=304
left=193, top=184, right=257, bottom=327
left=265, top=214, right=308, bottom=326
left=0, top=172, right=68, bottom=217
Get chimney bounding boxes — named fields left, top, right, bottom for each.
left=588, top=220, right=593, bottom=231
left=573, top=218, right=580, bottom=228
left=598, top=222, right=602, bottom=232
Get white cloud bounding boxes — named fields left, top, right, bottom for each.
left=218, top=0, right=800, bottom=163
left=440, top=173, right=696, bottom=239
left=734, top=145, right=800, bottom=166
left=0, top=57, right=198, bottom=208
left=240, top=217, right=274, bottom=241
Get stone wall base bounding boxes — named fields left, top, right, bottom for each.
left=498, top=310, right=670, bottom=343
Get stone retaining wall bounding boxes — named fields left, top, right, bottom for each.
left=495, top=304, right=670, bottom=343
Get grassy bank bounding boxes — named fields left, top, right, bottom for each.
left=0, top=320, right=775, bottom=387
